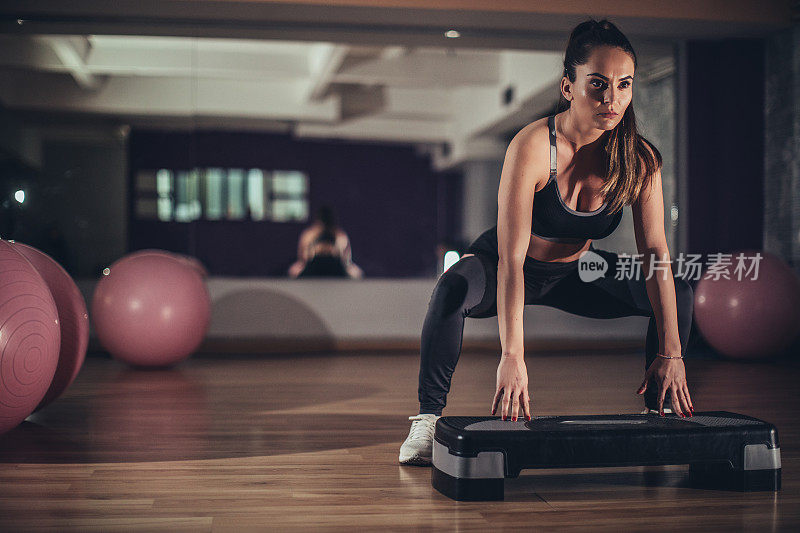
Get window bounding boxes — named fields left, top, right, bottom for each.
left=202, top=168, right=225, bottom=220
left=226, top=168, right=246, bottom=220
left=271, top=170, right=309, bottom=222
left=247, top=169, right=267, bottom=221
left=156, top=169, right=173, bottom=221
left=174, top=169, right=201, bottom=222
left=134, top=168, right=309, bottom=223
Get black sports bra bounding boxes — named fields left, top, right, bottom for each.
left=530, top=115, right=623, bottom=244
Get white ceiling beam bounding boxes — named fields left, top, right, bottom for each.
left=303, top=43, right=349, bottom=102
left=448, top=51, right=562, bottom=141
left=294, top=116, right=451, bottom=144
left=0, top=68, right=460, bottom=139
left=380, top=87, right=452, bottom=120
left=0, top=69, right=339, bottom=121
left=380, top=46, right=408, bottom=60
left=0, top=35, right=314, bottom=80
left=32, top=35, right=102, bottom=91
left=430, top=136, right=507, bottom=171
left=333, top=48, right=500, bottom=88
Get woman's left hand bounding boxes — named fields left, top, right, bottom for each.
left=636, top=357, right=694, bottom=417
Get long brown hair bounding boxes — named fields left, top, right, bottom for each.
left=557, top=19, right=662, bottom=215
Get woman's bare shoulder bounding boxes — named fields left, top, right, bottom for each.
left=300, top=224, right=320, bottom=241
left=507, top=117, right=550, bottom=158
left=504, top=117, right=551, bottom=188
left=334, top=229, right=349, bottom=244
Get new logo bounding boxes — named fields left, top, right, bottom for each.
left=578, top=250, right=608, bottom=282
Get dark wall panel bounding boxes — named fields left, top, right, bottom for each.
left=687, top=39, right=765, bottom=256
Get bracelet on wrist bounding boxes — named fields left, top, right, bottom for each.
left=657, top=353, right=683, bottom=359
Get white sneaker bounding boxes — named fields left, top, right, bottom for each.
left=399, top=414, right=440, bottom=466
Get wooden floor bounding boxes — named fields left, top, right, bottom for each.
left=1, top=349, right=798, bottom=532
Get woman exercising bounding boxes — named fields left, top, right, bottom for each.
left=288, top=205, right=364, bottom=279
left=400, top=19, right=695, bottom=466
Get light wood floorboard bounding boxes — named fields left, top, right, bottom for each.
left=1, top=351, right=798, bottom=531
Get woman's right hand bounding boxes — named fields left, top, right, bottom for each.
left=491, top=354, right=531, bottom=421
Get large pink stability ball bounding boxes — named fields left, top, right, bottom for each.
left=0, top=240, right=61, bottom=435
left=12, top=242, right=89, bottom=411
left=91, top=253, right=210, bottom=367
left=126, top=249, right=209, bottom=279
left=173, top=254, right=209, bottom=278
left=694, top=249, right=800, bottom=360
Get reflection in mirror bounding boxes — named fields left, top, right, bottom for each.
left=0, top=33, right=676, bottom=278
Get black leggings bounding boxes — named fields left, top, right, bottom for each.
left=418, top=226, right=694, bottom=415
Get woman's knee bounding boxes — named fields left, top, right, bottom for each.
left=428, top=255, right=486, bottom=316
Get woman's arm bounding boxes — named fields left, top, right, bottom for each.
left=337, top=232, right=353, bottom=265
left=631, top=165, right=680, bottom=356
left=288, top=228, right=315, bottom=278
left=297, top=228, right=315, bottom=263
left=496, top=134, right=543, bottom=357
left=631, top=160, right=692, bottom=417
left=492, top=127, right=548, bottom=421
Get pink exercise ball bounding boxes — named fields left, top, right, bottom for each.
left=694, top=249, right=800, bottom=360
left=173, top=254, right=209, bottom=278
left=12, top=242, right=89, bottom=411
left=91, top=252, right=210, bottom=367
left=126, top=249, right=208, bottom=278
left=0, top=240, right=61, bottom=435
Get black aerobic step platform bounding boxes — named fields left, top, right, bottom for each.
left=431, top=411, right=781, bottom=501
